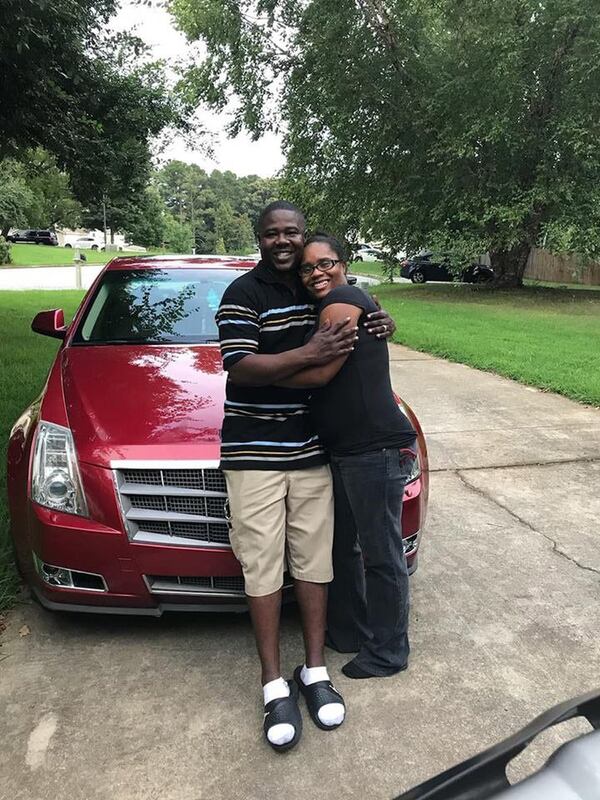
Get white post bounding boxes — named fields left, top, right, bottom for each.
left=102, top=197, right=108, bottom=251
left=74, top=250, right=83, bottom=289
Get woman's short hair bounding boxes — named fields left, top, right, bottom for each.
left=304, top=231, right=347, bottom=261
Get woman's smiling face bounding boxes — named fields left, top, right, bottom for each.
left=300, top=241, right=347, bottom=300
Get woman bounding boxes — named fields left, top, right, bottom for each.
left=280, top=233, right=417, bottom=679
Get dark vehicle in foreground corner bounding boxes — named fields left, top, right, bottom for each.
left=395, top=689, right=600, bottom=799
left=6, top=229, right=58, bottom=246
left=400, top=252, right=494, bottom=284
left=7, top=255, right=429, bottom=615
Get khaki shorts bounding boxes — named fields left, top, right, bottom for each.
left=223, top=465, right=334, bottom=597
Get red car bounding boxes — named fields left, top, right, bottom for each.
left=7, top=256, right=429, bottom=615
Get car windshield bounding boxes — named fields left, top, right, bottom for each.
left=72, top=268, right=245, bottom=345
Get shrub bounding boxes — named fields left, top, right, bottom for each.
left=0, top=237, right=12, bottom=265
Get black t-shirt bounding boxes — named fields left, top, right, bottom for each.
left=308, top=285, right=416, bottom=456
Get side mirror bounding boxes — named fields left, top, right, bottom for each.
left=31, top=309, right=67, bottom=340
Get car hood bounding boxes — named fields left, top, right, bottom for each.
left=61, top=344, right=225, bottom=466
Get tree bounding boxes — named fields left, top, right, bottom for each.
left=21, top=149, right=82, bottom=230
left=155, top=160, right=209, bottom=227
left=225, top=212, right=256, bottom=253
left=1, top=1, right=185, bottom=228
left=0, top=149, right=81, bottom=235
left=170, top=0, right=600, bottom=286
left=0, top=0, right=118, bottom=158
left=0, top=160, right=34, bottom=237
left=124, top=187, right=168, bottom=249
left=0, top=237, right=11, bottom=266
left=163, top=216, right=194, bottom=253
left=154, top=161, right=276, bottom=253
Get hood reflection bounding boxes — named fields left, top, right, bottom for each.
left=62, top=344, right=226, bottom=465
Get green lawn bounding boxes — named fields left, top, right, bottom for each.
left=377, top=283, right=600, bottom=405
left=4, top=243, right=257, bottom=268
left=349, top=260, right=387, bottom=278
left=5, top=243, right=150, bottom=267
left=0, top=291, right=84, bottom=609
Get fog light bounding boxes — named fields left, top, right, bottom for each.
left=42, top=564, right=73, bottom=587
left=32, top=554, right=107, bottom=592
left=403, top=532, right=419, bottom=555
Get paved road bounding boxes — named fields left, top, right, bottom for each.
left=1, top=346, right=599, bottom=800
left=0, top=264, right=104, bottom=291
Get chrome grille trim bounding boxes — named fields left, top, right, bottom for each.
left=134, top=531, right=229, bottom=548
left=144, top=573, right=294, bottom=598
left=113, top=460, right=232, bottom=549
left=145, top=574, right=245, bottom=596
left=119, top=483, right=225, bottom=498
left=125, top=509, right=226, bottom=525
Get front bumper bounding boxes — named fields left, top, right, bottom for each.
left=27, top=499, right=247, bottom=611
left=31, top=587, right=251, bottom=615
left=23, top=473, right=426, bottom=614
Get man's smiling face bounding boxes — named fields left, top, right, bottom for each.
left=259, top=209, right=305, bottom=273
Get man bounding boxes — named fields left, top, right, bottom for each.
left=216, top=201, right=394, bottom=751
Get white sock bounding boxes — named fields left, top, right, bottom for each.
left=263, top=677, right=295, bottom=746
left=300, top=665, right=345, bottom=727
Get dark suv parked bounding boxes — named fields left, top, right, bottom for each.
left=7, top=230, right=58, bottom=246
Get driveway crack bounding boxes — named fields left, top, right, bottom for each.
left=431, top=456, right=600, bottom=473
left=455, top=470, right=600, bottom=577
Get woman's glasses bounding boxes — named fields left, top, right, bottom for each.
left=299, top=258, right=342, bottom=277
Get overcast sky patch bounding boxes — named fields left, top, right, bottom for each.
left=111, top=1, right=284, bottom=177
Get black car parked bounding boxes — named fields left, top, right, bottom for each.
left=400, top=252, right=494, bottom=284
left=6, top=229, right=58, bottom=246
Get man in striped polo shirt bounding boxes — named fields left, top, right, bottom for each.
left=216, top=201, right=394, bottom=751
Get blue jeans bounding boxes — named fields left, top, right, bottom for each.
left=327, top=447, right=416, bottom=675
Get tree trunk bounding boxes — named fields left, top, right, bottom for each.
left=489, top=244, right=531, bottom=288
left=1, top=225, right=10, bottom=238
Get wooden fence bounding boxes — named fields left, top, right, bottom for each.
left=525, top=248, right=600, bottom=286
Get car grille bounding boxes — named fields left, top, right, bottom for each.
left=114, top=464, right=231, bottom=548
left=146, top=574, right=245, bottom=595
left=145, top=574, right=294, bottom=597
left=121, top=468, right=227, bottom=493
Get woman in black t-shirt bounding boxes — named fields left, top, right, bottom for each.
left=278, top=233, right=417, bottom=679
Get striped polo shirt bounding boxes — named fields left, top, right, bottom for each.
left=216, top=260, right=327, bottom=471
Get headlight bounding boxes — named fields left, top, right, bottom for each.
left=31, top=422, right=88, bottom=516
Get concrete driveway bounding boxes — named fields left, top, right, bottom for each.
left=1, top=345, right=599, bottom=800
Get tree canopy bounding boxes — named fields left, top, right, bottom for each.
left=1, top=0, right=185, bottom=229
left=154, top=161, right=277, bottom=253
left=0, top=149, right=81, bottom=237
left=170, top=0, right=600, bottom=285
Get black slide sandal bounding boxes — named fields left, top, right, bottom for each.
left=263, top=681, right=303, bottom=752
left=293, top=666, right=346, bottom=731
